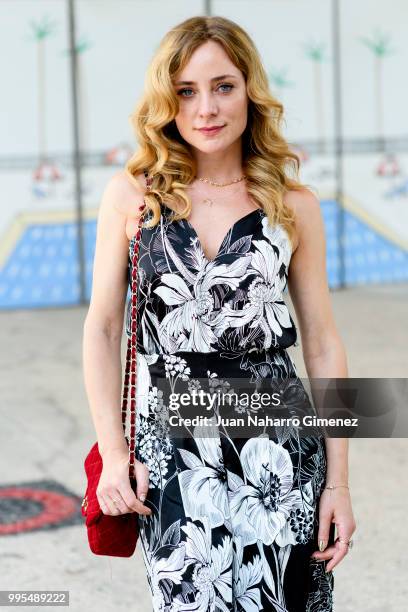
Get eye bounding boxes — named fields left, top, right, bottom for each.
left=177, top=88, right=194, bottom=97
left=218, top=83, right=234, bottom=93
left=176, top=83, right=234, bottom=97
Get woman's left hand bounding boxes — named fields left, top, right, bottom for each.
left=310, top=487, right=357, bottom=572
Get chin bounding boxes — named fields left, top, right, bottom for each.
left=193, top=137, right=230, bottom=148
left=196, top=144, right=229, bottom=155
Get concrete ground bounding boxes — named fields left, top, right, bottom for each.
left=0, top=282, right=407, bottom=612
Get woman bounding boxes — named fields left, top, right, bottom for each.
left=83, top=15, right=356, bottom=612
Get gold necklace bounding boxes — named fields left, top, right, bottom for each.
left=193, top=174, right=247, bottom=206
left=191, top=180, right=247, bottom=208
left=195, top=174, right=246, bottom=187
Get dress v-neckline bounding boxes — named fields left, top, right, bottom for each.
left=162, top=204, right=264, bottom=263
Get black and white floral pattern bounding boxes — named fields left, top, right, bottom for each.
left=126, top=205, right=334, bottom=611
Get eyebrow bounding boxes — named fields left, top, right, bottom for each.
left=174, top=74, right=238, bottom=86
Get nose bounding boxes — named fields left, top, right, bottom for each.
left=197, top=92, right=218, bottom=118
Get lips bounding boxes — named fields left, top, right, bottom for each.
left=198, top=125, right=225, bottom=133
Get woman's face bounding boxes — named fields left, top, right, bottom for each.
left=173, top=40, right=248, bottom=156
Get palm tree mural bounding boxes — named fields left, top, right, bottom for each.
left=268, top=67, right=308, bottom=166
left=29, top=15, right=63, bottom=197
left=302, top=41, right=328, bottom=153
left=29, top=15, right=57, bottom=164
left=268, top=67, right=294, bottom=98
left=62, top=36, right=92, bottom=176
left=359, top=28, right=395, bottom=151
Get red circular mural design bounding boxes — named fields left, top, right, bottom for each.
left=0, top=488, right=78, bottom=534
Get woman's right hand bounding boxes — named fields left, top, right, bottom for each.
left=96, top=448, right=152, bottom=517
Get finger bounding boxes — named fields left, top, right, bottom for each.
left=336, top=523, right=355, bottom=543
left=121, top=484, right=152, bottom=516
left=311, top=544, right=336, bottom=561
left=133, top=461, right=151, bottom=508
left=122, top=482, right=152, bottom=516
left=312, top=519, right=355, bottom=563
left=102, top=488, right=151, bottom=516
left=316, top=514, right=333, bottom=552
left=133, top=460, right=150, bottom=498
left=324, top=521, right=354, bottom=559
left=325, top=543, right=349, bottom=572
left=132, top=497, right=152, bottom=516
left=107, top=493, right=130, bottom=514
left=98, top=493, right=120, bottom=516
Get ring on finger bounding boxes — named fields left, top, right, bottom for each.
left=337, top=537, right=353, bottom=549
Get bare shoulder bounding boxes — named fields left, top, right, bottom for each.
left=104, top=170, right=147, bottom=216
left=283, top=187, right=322, bottom=252
left=283, top=186, right=321, bottom=219
left=102, top=170, right=147, bottom=241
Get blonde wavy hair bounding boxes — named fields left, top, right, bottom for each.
left=125, top=15, right=311, bottom=248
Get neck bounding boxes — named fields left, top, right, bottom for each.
left=192, top=140, right=244, bottom=182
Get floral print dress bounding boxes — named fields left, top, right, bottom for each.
left=126, top=203, right=335, bottom=612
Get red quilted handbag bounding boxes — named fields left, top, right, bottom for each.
left=81, top=170, right=152, bottom=557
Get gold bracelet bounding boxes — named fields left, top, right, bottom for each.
left=326, top=484, right=349, bottom=490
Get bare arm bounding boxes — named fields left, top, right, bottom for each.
left=82, top=170, right=146, bottom=457
left=286, top=188, right=356, bottom=570
left=286, top=188, right=349, bottom=483
left=82, top=170, right=153, bottom=517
